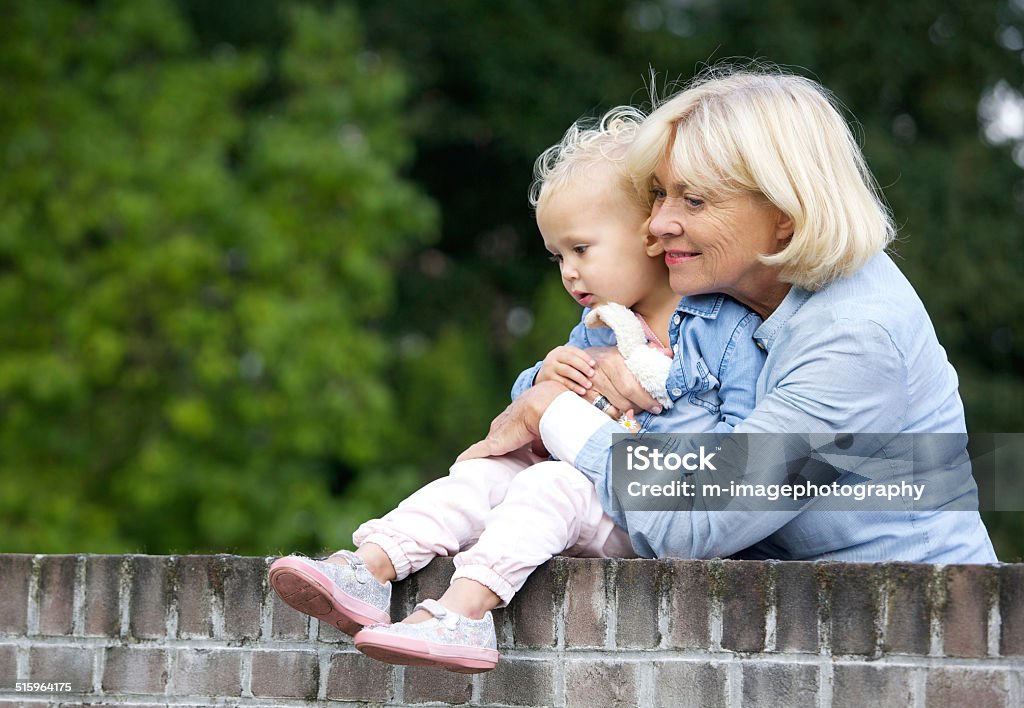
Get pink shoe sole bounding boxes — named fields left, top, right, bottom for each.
left=354, top=628, right=499, bottom=674
left=269, top=557, right=390, bottom=635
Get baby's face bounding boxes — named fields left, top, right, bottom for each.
left=538, top=169, right=665, bottom=311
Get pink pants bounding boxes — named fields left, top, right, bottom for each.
left=352, top=446, right=636, bottom=606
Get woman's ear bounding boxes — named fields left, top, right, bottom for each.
left=775, top=210, right=795, bottom=243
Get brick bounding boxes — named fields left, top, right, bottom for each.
left=943, top=565, right=990, bottom=657
left=316, top=618, right=353, bottom=644
left=250, top=650, right=318, bottom=699
left=883, top=563, right=932, bottom=655
left=222, top=555, right=264, bottom=642
left=170, top=649, right=241, bottom=697
left=129, top=556, right=170, bottom=639
left=741, top=662, right=819, bottom=707
left=824, top=564, right=879, bottom=655
left=614, top=560, right=660, bottom=648
left=270, top=591, right=309, bottom=640
left=832, top=663, right=915, bottom=708
left=565, top=660, right=638, bottom=708
left=390, top=567, right=416, bottom=620
left=102, top=647, right=168, bottom=694
left=325, top=651, right=393, bottom=703
left=511, top=560, right=558, bottom=648
left=564, top=558, right=608, bottom=648
left=998, top=564, right=1024, bottom=656
left=414, top=557, right=455, bottom=604
left=28, top=646, right=94, bottom=692
left=403, top=666, right=473, bottom=705
left=176, top=556, right=214, bottom=638
left=653, top=661, right=729, bottom=708
left=479, top=658, right=555, bottom=706
left=0, top=555, right=32, bottom=635
left=665, top=560, right=711, bottom=649
left=926, top=668, right=1009, bottom=708
left=37, top=555, right=77, bottom=636
left=83, top=556, right=122, bottom=637
left=0, top=644, right=16, bottom=682
left=774, top=561, right=819, bottom=653
left=721, top=561, right=767, bottom=652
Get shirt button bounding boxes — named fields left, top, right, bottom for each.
left=756, top=340, right=766, bottom=351
left=673, top=314, right=681, bottom=325
left=671, top=387, right=683, bottom=397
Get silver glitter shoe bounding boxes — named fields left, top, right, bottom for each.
left=269, top=550, right=391, bottom=635
left=354, top=599, right=499, bottom=673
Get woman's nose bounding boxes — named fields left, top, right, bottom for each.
left=649, top=206, right=682, bottom=240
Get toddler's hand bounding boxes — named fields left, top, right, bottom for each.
left=535, top=346, right=596, bottom=396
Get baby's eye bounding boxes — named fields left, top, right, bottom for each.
left=547, top=253, right=562, bottom=264
left=572, top=244, right=588, bottom=255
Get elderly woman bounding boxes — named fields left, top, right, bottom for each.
left=460, top=67, right=997, bottom=563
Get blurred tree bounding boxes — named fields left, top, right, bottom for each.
left=0, top=0, right=436, bottom=553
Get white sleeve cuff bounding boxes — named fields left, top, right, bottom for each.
left=539, top=391, right=612, bottom=465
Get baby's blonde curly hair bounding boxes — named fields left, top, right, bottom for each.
left=529, top=106, right=648, bottom=211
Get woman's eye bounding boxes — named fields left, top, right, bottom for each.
left=650, top=187, right=666, bottom=201
left=685, top=196, right=705, bottom=208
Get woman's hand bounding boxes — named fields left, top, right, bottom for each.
left=587, top=346, right=663, bottom=415
left=457, top=381, right=569, bottom=462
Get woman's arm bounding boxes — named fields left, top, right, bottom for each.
left=457, top=380, right=574, bottom=461
left=542, top=317, right=911, bottom=558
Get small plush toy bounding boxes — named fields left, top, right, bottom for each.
left=584, top=302, right=674, bottom=415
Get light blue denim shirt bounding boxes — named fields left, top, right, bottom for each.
left=511, top=294, right=766, bottom=435
left=566, top=253, right=997, bottom=563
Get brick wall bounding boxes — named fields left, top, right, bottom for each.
left=0, top=554, right=1021, bottom=707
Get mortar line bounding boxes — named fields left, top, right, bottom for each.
left=72, top=555, right=87, bottom=637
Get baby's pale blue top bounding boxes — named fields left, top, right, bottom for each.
left=545, top=253, right=997, bottom=563
left=511, top=294, right=767, bottom=435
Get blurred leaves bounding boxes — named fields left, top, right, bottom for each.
left=0, top=0, right=436, bottom=553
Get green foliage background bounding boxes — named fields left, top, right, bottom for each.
left=1, top=0, right=1021, bottom=560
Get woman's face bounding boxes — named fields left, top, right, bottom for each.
left=647, top=160, right=793, bottom=312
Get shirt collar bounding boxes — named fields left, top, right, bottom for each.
left=754, top=286, right=813, bottom=351
left=674, top=293, right=727, bottom=319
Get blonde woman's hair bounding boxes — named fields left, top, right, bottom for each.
left=530, top=106, right=648, bottom=211
left=627, top=66, right=896, bottom=290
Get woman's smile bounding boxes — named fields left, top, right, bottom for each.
left=664, top=250, right=701, bottom=266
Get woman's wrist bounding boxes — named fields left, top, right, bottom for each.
left=527, top=380, right=571, bottom=427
